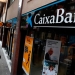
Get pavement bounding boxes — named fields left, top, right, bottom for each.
left=0, top=41, right=44, bottom=75
left=0, top=41, right=10, bottom=75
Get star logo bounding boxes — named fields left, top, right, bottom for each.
left=26, top=14, right=33, bottom=27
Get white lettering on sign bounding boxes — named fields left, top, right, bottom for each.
left=34, top=8, right=75, bottom=24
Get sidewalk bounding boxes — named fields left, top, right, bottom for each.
left=0, top=41, right=10, bottom=75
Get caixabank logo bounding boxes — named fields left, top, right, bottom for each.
left=26, top=0, right=75, bottom=28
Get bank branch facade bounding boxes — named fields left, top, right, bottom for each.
left=0, top=0, right=75, bottom=75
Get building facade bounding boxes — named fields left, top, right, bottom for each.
left=0, top=0, right=75, bottom=75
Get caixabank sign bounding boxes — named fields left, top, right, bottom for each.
left=22, top=0, right=75, bottom=28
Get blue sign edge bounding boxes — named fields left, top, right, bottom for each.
left=22, top=0, right=65, bottom=16
left=7, top=0, right=65, bottom=26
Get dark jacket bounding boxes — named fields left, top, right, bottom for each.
left=45, top=53, right=51, bottom=61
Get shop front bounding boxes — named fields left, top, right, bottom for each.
left=22, top=28, right=75, bottom=75
left=3, top=22, right=15, bottom=59
left=21, top=0, right=75, bottom=75
left=0, top=22, right=3, bottom=41
left=6, top=26, right=14, bottom=59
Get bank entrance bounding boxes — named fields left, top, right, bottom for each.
left=21, top=27, right=75, bottom=75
